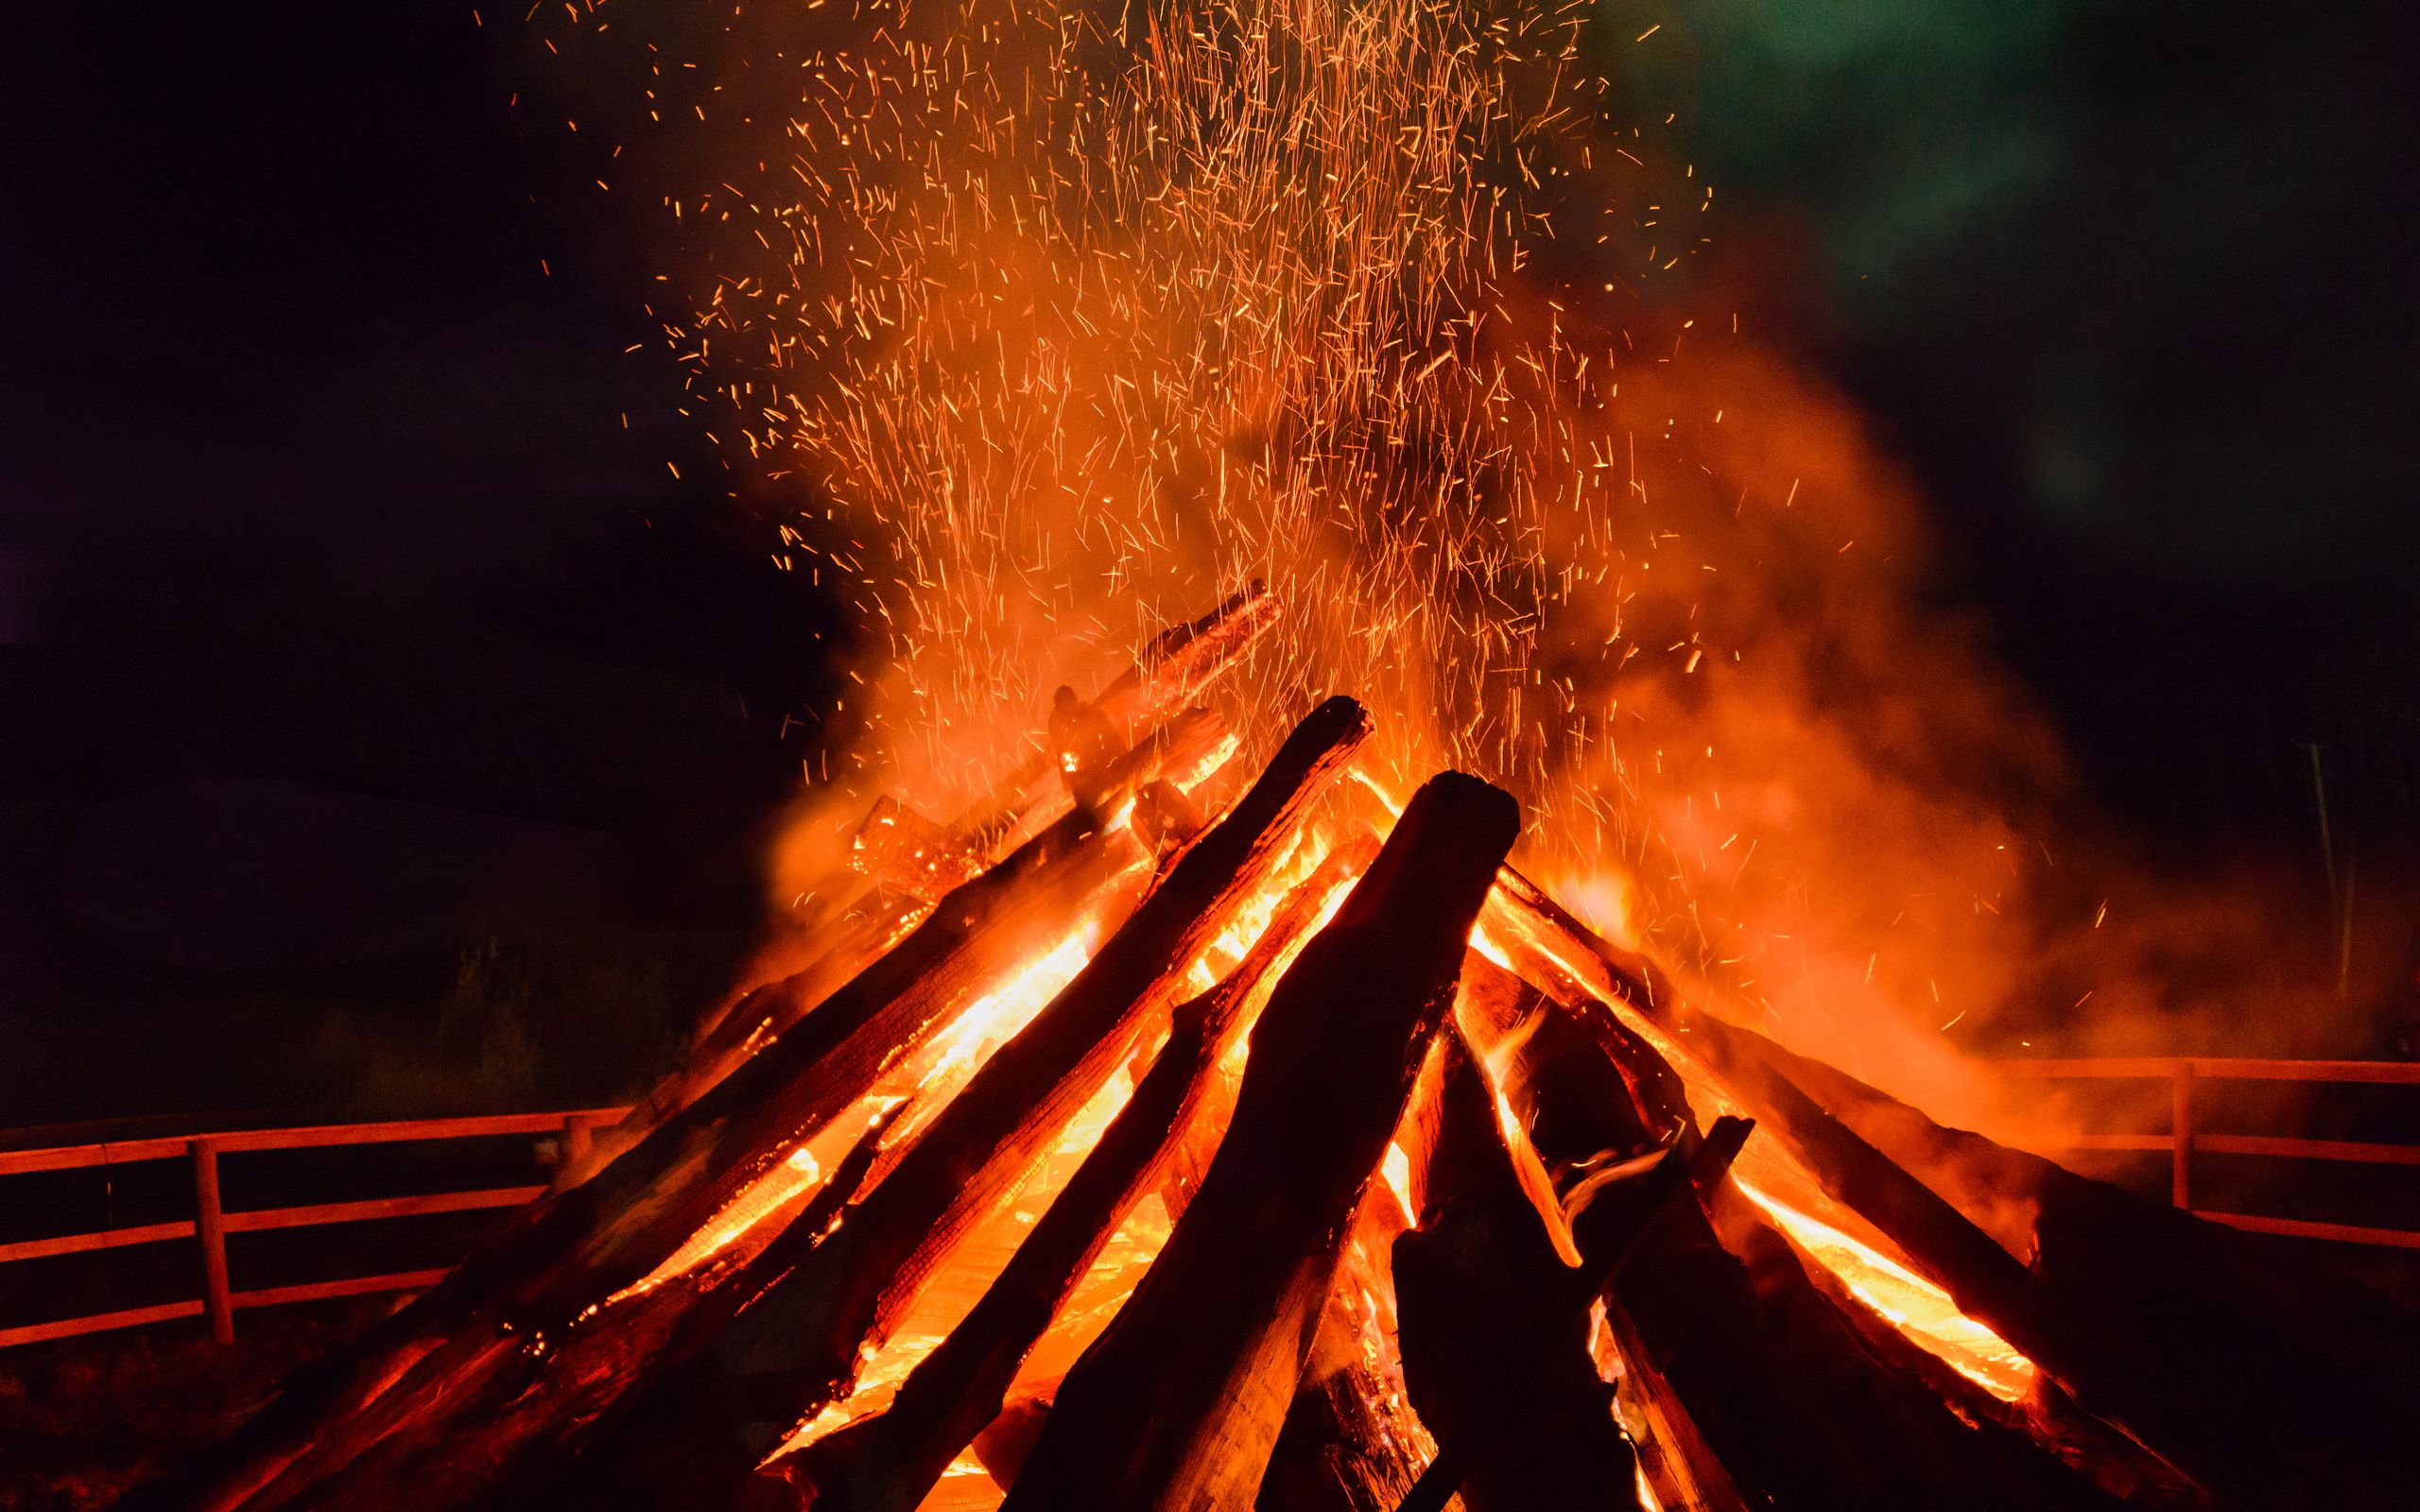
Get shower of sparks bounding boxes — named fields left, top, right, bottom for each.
left=531, top=0, right=2074, bottom=1142
left=539, top=0, right=1705, bottom=898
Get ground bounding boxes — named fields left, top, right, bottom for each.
left=0, top=1298, right=389, bottom=1511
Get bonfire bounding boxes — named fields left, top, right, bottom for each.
left=124, top=589, right=2420, bottom=1512
left=118, top=0, right=2420, bottom=1503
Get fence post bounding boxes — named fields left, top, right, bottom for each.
left=562, top=1111, right=596, bottom=1166
left=2170, top=1062, right=2195, bottom=1211
left=189, top=1138, right=234, bottom=1343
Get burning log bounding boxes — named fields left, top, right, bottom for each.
left=545, top=696, right=1375, bottom=1508
left=218, top=817, right=1144, bottom=1511
left=1392, top=1036, right=1647, bottom=1512
left=1690, top=1177, right=2135, bottom=1512
left=501, top=726, right=1166, bottom=1300
left=849, top=795, right=988, bottom=902
left=1690, top=1013, right=2420, bottom=1510
left=1765, top=1206, right=2202, bottom=1511
left=997, top=771, right=1521, bottom=1512
left=1253, top=1325, right=1429, bottom=1512
left=1470, top=893, right=2201, bottom=1505
left=769, top=836, right=1379, bottom=1512
left=1253, top=1107, right=1448, bottom=1512
left=275, top=1103, right=911, bottom=1512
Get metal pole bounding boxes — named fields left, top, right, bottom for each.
left=190, top=1138, right=234, bottom=1343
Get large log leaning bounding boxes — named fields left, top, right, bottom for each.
left=725, top=582, right=1275, bottom=1029
left=1253, top=1122, right=1447, bottom=1512
left=560, top=696, right=1375, bottom=1509
left=1470, top=957, right=2114, bottom=1512
left=1666, top=1010, right=2256, bottom=1502
left=999, top=770, right=1521, bottom=1512
left=1253, top=1347, right=1429, bottom=1512
left=238, top=821, right=1148, bottom=1512
left=1491, top=888, right=2342, bottom=1506
left=774, top=837, right=1379, bottom=1512
left=655, top=583, right=1271, bottom=1168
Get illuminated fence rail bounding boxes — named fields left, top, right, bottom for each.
left=1996, top=1057, right=2420, bottom=1251
left=0, top=1108, right=629, bottom=1350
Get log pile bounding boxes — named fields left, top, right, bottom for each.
left=133, top=592, right=2420, bottom=1512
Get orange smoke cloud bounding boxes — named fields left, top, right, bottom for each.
left=523, top=0, right=2345, bottom=1144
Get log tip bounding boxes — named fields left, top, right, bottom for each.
left=1299, top=694, right=1375, bottom=748
left=1341, top=772, right=1520, bottom=936
left=1404, top=770, right=1520, bottom=851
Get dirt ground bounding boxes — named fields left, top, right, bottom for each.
left=0, top=1297, right=391, bottom=1510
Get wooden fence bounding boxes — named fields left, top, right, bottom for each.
left=1996, top=1057, right=2420, bottom=1250
left=0, top=1108, right=627, bottom=1350
left=6, top=1058, right=2416, bottom=1352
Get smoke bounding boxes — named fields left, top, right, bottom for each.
left=519, top=0, right=2391, bottom=1145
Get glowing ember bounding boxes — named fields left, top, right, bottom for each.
left=1737, top=1179, right=2036, bottom=1403
left=613, top=1092, right=899, bottom=1301
left=910, top=930, right=1102, bottom=1111
left=620, top=907, right=1109, bottom=1298
left=1379, top=1140, right=1418, bottom=1226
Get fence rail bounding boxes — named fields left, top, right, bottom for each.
left=1996, top=1057, right=2420, bottom=1250
left=0, top=1107, right=629, bottom=1351
left=9, top=1057, right=2416, bottom=1352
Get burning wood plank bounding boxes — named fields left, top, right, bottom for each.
left=1254, top=1080, right=1450, bottom=1512
left=1458, top=955, right=2121, bottom=1512
left=539, top=696, right=1374, bottom=1508
left=266, top=1104, right=910, bottom=1512
left=944, top=580, right=1276, bottom=859
left=996, top=771, right=1520, bottom=1512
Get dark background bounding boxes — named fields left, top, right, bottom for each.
left=3, top=0, right=2415, bottom=1128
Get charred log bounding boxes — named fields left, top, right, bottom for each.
left=946, top=581, right=1274, bottom=858
left=274, top=1106, right=906, bottom=1512
left=1469, top=960, right=2121, bottom=1512
left=1253, top=1128, right=1445, bottom=1512
left=997, top=771, right=1521, bottom=1512
left=1253, top=1353, right=1427, bottom=1512
left=692, top=582, right=1271, bottom=1068
left=1392, top=1037, right=1646, bottom=1512
left=605, top=706, right=1228, bottom=1168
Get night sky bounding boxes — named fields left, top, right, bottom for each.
left=3, top=1, right=2415, bottom=1125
